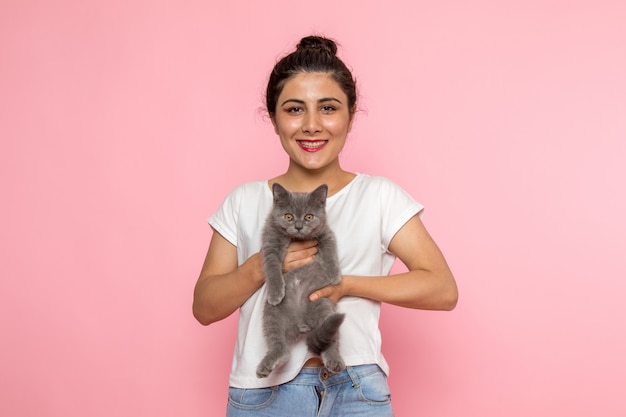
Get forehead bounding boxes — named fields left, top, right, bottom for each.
left=278, top=72, right=347, bottom=102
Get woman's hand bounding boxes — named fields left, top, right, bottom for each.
left=309, top=279, right=348, bottom=304
left=282, top=240, right=317, bottom=272
left=308, top=215, right=458, bottom=311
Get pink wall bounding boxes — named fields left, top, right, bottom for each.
left=2, top=1, right=625, bottom=416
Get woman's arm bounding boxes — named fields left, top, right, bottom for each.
left=192, top=230, right=318, bottom=325
left=192, top=231, right=263, bottom=325
left=309, top=215, right=458, bottom=311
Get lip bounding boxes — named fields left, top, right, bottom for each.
left=297, top=140, right=328, bottom=152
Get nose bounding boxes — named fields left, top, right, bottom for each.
left=295, top=221, right=303, bottom=231
left=302, top=111, right=322, bottom=134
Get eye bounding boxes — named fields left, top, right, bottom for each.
left=320, top=105, right=336, bottom=114
left=284, top=214, right=293, bottom=221
left=286, top=106, right=304, bottom=114
left=304, top=214, right=314, bottom=221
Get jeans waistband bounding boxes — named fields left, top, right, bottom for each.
left=287, top=364, right=382, bottom=387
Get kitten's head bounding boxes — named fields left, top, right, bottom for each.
left=270, top=183, right=328, bottom=239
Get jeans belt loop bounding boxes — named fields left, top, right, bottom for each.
left=346, top=366, right=360, bottom=388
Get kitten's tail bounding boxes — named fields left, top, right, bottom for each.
left=306, top=313, right=345, bottom=355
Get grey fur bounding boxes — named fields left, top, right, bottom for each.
left=256, top=183, right=345, bottom=378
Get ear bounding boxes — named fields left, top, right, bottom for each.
left=310, top=184, right=328, bottom=205
left=272, top=182, right=289, bottom=202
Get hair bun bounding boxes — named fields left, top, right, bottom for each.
left=296, top=36, right=338, bottom=56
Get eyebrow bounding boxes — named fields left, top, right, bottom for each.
left=280, top=97, right=343, bottom=107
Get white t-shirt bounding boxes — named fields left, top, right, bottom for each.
left=208, top=174, right=424, bottom=388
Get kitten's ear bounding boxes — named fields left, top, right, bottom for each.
left=310, top=184, right=328, bottom=205
left=272, top=182, right=289, bottom=202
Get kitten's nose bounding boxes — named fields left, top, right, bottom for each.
left=295, top=221, right=303, bottom=231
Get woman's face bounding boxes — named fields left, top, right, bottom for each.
left=271, top=72, right=354, bottom=172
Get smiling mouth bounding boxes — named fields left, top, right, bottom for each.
left=297, top=140, right=328, bottom=152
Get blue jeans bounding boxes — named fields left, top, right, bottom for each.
left=226, top=364, right=394, bottom=417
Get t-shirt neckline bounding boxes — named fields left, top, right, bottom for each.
left=264, top=173, right=364, bottom=201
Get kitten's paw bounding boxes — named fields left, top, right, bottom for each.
left=322, top=351, right=345, bottom=374
left=256, top=362, right=272, bottom=378
left=256, top=353, right=289, bottom=378
left=266, top=287, right=285, bottom=306
left=323, top=357, right=345, bottom=374
left=267, top=294, right=284, bottom=306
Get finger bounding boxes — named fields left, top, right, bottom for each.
left=309, top=286, right=331, bottom=302
left=288, top=240, right=318, bottom=251
left=303, top=245, right=318, bottom=257
left=283, top=253, right=315, bottom=272
left=290, top=254, right=315, bottom=267
left=284, top=246, right=317, bottom=264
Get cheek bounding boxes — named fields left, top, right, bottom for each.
left=326, top=117, right=351, bottom=135
left=275, top=119, right=299, bottom=138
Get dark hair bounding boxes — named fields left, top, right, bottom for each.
left=265, top=36, right=357, bottom=115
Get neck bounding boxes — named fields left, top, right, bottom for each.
left=272, top=160, right=355, bottom=197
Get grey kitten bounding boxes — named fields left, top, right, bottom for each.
left=256, top=183, right=345, bottom=378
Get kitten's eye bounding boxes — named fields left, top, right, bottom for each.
left=284, top=214, right=293, bottom=221
left=304, top=214, right=314, bottom=221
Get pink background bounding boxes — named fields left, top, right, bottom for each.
left=2, top=1, right=625, bottom=416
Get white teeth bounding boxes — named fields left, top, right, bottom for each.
left=298, top=140, right=326, bottom=148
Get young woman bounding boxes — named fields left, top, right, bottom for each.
left=193, top=35, right=458, bottom=417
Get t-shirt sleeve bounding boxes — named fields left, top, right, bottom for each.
left=379, top=178, right=424, bottom=251
left=207, top=186, right=242, bottom=247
